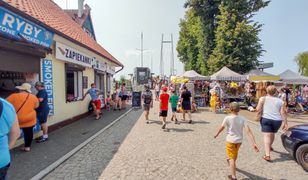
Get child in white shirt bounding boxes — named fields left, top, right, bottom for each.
left=214, top=102, right=259, bottom=180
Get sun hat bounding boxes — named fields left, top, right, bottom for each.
left=16, top=83, right=32, bottom=93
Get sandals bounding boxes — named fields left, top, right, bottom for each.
left=270, top=147, right=274, bottom=151
left=228, top=175, right=237, bottom=180
left=95, top=115, right=101, bottom=120
left=263, top=155, right=272, bottom=162
left=162, top=123, right=166, bottom=129
left=188, top=120, right=193, bottom=124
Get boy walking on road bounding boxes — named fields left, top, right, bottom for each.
left=160, top=87, right=170, bottom=129
left=214, top=102, right=259, bottom=180
left=169, top=90, right=179, bottom=124
left=142, top=85, right=153, bottom=124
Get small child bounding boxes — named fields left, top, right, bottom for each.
left=214, top=102, right=259, bottom=180
left=105, top=95, right=113, bottom=110
left=160, top=87, right=170, bottom=129
left=192, top=100, right=198, bottom=113
left=210, top=91, right=218, bottom=113
left=169, top=90, right=179, bottom=124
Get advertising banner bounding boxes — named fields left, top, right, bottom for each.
left=41, top=59, right=54, bottom=115
left=0, top=7, right=54, bottom=48
left=55, top=42, right=94, bottom=68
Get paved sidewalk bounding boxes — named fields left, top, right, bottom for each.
left=8, top=108, right=135, bottom=180
left=98, top=102, right=307, bottom=180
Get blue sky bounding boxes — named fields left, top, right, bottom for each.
left=54, top=0, right=308, bottom=78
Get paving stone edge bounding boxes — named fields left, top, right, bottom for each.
left=30, top=108, right=134, bottom=180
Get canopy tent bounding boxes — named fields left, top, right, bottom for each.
left=246, top=69, right=280, bottom=82
left=180, top=70, right=210, bottom=81
left=210, top=66, right=245, bottom=81
left=279, top=69, right=308, bottom=84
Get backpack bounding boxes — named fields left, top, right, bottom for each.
left=144, top=91, right=152, bottom=104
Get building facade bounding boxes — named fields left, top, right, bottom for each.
left=0, top=0, right=122, bottom=128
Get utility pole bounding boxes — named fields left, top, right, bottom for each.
left=151, top=55, right=153, bottom=72
left=136, top=32, right=146, bottom=67
left=160, top=34, right=164, bottom=76
left=160, top=34, right=175, bottom=76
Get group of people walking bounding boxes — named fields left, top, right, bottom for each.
left=143, top=84, right=288, bottom=180
left=0, top=81, right=291, bottom=180
left=83, top=82, right=129, bottom=120
left=215, top=85, right=288, bottom=180
left=142, top=84, right=193, bottom=130
left=0, top=82, right=50, bottom=179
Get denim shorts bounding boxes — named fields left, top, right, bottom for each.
left=261, top=118, right=282, bottom=133
left=172, top=107, right=177, bottom=112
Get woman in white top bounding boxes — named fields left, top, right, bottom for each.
left=256, top=85, right=288, bottom=162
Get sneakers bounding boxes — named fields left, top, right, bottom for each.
left=36, top=137, right=48, bottom=143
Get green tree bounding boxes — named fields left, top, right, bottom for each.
left=208, top=0, right=269, bottom=74
left=177, top=9, right=207, bottom=75
left=295, top=51, right=308, bottom=76
left=184, top=0, right=222, bottom=67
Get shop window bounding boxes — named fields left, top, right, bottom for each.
left=66, top=64, right=84, bottom=102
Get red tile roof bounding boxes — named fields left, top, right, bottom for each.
left=2, top=0, right=123, bottom=67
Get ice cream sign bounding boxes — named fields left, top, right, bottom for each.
left=0, top=7, right=54, bottom=48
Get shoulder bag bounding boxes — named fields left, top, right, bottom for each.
left=16, top=94, right=30, bottom=114
left=255, top=96, right=266, bottom=122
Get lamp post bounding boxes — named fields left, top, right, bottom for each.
left=136, top=32, right=148, bottom=67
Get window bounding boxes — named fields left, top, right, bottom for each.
left=95, top=73, right=105, bottom=93
left=66, top=64, right=84, bottom=102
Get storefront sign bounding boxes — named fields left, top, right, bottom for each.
left=93, top=60, right=107, bottom=72
left=41, top=59, right=54, bottom=115
left=106, top=65, right=115, bottom=75
left=56, top=42, right=94, bottom=68
left=0, top=7, right=54, bottom=48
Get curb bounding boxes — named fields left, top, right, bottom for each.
left=31, top=108, right=134, bottom=180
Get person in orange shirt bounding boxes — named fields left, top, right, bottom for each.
left=6, top=83, right=39, bottom=152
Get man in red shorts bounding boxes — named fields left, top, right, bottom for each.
left=83, top=83, right=103, bottom=120
left=159, top=86, right=170, bottom=129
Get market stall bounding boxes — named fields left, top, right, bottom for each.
left=246, top=69, right=280, bottom=82
left=279, top=69, right=308, bottom=85
left=210, top=67, right=246, bottom=109
left=279, top=70, right=308, bottom=113
left=210, top=66, right=246, bottom=81
left=181, top=70, right=210, bottom=107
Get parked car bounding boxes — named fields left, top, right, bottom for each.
left=281, top=124, right=308, bottom=172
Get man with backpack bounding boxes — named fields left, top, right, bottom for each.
left=142, top=85, right=153, bottom=124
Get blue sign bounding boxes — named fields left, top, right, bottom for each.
left=41, top=59, right=54, bottom=115
left=0, top=7, right=54, bottom=48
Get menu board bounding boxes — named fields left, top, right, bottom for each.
left=132, top=91, right=141, bottom=108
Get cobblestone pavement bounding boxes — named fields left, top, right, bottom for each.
left=43, top=109, right=142, bottom=180
left=98, top=101, right=308, bottom=180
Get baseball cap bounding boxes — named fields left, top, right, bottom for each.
left=163, top=87, right=168, bottom=92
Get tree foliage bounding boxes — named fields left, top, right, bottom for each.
left=177, top=0, right=270, bottom=75
left=295, top=51, right=308, bottom=76
left=177, top=9, right=206, bottom=75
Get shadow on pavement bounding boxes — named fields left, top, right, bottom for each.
left=272, top=150, right=294, bottom=163
left=190, top=120, right=210, bottom=124
left=237, top=168, right=269, bottom=180
left=167, top=128, right=194, bottom=133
